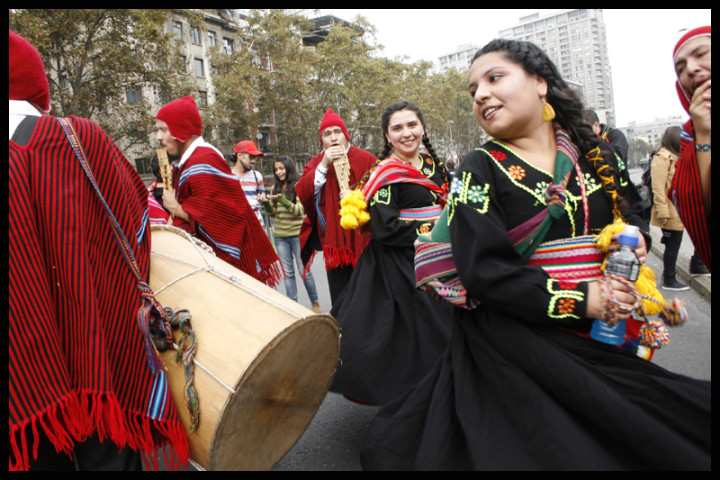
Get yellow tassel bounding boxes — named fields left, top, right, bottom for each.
left=636, top=265, right=664, bottom=315
left=594, top=219, right=665, bottom=316
left=339, top=189, right=370, bottom=230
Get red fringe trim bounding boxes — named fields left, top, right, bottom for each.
left=259, top=259, right=284, bottom=288
left=301, top=250, right=317, bottom=281
left=323, top=245, right=360, bottom=271
left=9, top=389, right=189, bottom=471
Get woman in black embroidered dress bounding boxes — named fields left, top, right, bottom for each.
left=329, top=102, right=453, bottom=406
left=361, top=40, right=710, bottom=470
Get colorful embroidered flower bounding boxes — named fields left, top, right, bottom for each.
left=490, top=150, right=506, bottom=161
left=508, top=165, right=526, bottom=181
left=558, top=280, right=578, bottom=290
left=467, top=184, right=489, bottom=204
left=557, top=298, right=576, bottom=314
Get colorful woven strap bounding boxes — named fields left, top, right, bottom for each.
left=527, top=235, right=604, bottom=282
left=362, top=158, right=446, bottom=203
left=398, top=204, right=443, bottom=223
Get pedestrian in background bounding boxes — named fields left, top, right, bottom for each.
left=266, top=156, right=322, bottom=313
left=231, top=140, right=268, bottom=231
left=650, top=126, right=689, bottom=290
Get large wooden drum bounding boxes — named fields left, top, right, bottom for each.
left=149, top=225, right=339, bottom=470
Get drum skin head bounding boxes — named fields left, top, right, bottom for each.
left=151, top=226, right=339, bottom=470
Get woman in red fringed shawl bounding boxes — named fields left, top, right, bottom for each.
left=9, top=31, right=189, bottom=470
left=669, top=26, right=711, bottom=272
left=295, top=109, right=377, bottom=302
left=156, top=96, right=281, bottom=287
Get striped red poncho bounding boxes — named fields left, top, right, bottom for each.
left=171, top=141, right=282, bottom=286
left=9, top=116, right=189, bottom=470
left=295, top=145, right=377, bottom=270
left=669, top=120, right=711, bottom=272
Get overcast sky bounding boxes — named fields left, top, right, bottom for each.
left=323, top=9, right=710, bottom=127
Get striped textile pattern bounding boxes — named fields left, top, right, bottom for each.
left=669, top=120, right=711, bottom=271
left=398, top=204, right=443, bottom=223
left=527, top=235, right=604, bottom=282
left=9, top=115, right=188, bottom=470
left=172, top=147, right=282, bottom=286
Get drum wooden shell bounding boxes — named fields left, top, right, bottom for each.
left=149, top=226, right=339, bottom=470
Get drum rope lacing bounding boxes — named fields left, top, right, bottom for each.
left=150, top=225, right=323, bottom=432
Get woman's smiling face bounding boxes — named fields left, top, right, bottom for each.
left=385, top=109, right=425, bottom=160
left=468, top=51, right=547, bottom=140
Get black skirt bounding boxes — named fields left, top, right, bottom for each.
left=329, top=240, right=453, bottom=406
left=361, top=308, right=711, bottom=470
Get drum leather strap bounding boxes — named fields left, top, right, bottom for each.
left=59, top=117, right=200, bottom=430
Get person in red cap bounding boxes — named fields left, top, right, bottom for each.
left=156, top=97, right=281, bottom=286
left=295, top=108, right=377, bottom=303
left=10, top=30, right=189, bottom=470
left=668, top=26, right=711, bottom=273
left=231, top=140, right=269, bottom=234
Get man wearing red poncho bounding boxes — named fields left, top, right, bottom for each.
left=295, top=109, right=377, bottom=303
left=9, top=30, right=189, bottom=470
left=669, top=26, right=711, bottom=273
left=157, top=96, right=281, bottom=287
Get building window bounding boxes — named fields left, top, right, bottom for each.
left=191, top=28, right=202, bottom=45
left=223, top=37, right=234, bottom=56
left=194, top=58, right=205, bottom=78
left=172, top=21, right=183, bottom=41
left=126, top=86, right=143, bottom=105
left=208, top=31, right=217, bottom=48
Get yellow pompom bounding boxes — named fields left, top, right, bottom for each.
left=340, top=214, right=359, bottom=230
left=594, top=217, right=626, bottom=253
left=340, top=189, right=370, bottom=230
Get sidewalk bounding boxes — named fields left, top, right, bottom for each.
left=647, top=226, right=711, bottom=299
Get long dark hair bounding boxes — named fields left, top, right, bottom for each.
left=659, top=126, right=682, bottom=156
left=272, top=155, right=299, bottom=202
left=472, top=39, right=629, bottom=215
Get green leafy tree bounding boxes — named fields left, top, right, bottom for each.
left=9, top=9, right=201, bottom=150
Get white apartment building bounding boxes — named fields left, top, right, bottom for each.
left=499, top=9, right=617, bottom=127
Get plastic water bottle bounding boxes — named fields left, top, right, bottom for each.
left=590, top=225, right=641, bottom=345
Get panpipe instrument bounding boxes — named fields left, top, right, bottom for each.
left=156, top=148, right=173, bottom=193
left=333, top=153, right=351, bottom=191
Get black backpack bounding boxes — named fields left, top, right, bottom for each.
left=637, top=159, right=653, bottom=221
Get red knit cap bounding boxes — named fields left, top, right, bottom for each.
left=156, top=96, right=202, bottom=142
left=319, top=108, right=350, bottom=142
left=9, top=30, right=51, bottom=113
left=673, top=26, right=711, bottom=114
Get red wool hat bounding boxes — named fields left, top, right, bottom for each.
left=9, top=30, right=51, bottom=113
left=673, top=26, right=711, bottom=114
left=156, top=95, right=202, bottom=142
left=233, top=140, right=264, bottom=156
left=319, top=108, right=350, bottom=142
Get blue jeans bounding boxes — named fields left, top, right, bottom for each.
left=275, top=236, right=319, bottom=303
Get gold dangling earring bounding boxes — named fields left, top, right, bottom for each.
left=542, top=99, right=556, bottom=122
